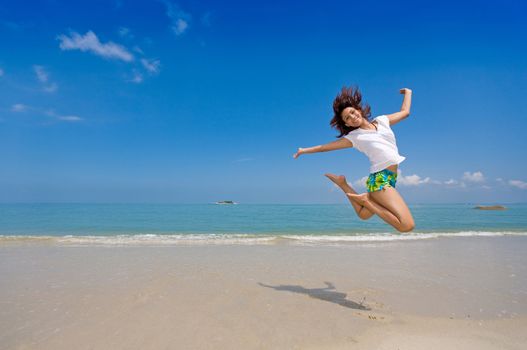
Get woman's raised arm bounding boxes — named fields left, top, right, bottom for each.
left=293, top=137, right=353, bottom=159
left=386, top=88, right=412, bottom=126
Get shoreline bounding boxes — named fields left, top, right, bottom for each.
left=1, top=236, right=526, bottom=349
left=1, top=230, right=527, bottom=247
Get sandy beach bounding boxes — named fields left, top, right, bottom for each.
left=1, top=236, right=526, bottom=349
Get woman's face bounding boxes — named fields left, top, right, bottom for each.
left=341, top=107, right=363, bottom=127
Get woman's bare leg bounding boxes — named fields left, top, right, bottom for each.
left=325, top=174, right=374, bottom=220
left=346, top=187, right=415, bottom=233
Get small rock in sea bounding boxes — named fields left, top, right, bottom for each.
left=473, top=205, right=507, bottom=210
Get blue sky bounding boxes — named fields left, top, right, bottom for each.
left=1, top=0, right=526, bottom=203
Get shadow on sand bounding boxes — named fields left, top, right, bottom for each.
left=258, top=281, right=371, bottom=310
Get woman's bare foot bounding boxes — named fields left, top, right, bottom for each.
left=346, top=192, right=370, bottom=206
left=324, top=173, right=348, bottom=188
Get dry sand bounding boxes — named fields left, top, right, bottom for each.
left=1, top=236, right=526, bottom=349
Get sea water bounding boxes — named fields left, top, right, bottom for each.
left=1, top=203, right=526, bottom=245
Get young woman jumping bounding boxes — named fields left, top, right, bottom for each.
left=293, top=86, right=415, bottom=233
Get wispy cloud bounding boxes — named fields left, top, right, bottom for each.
left=462, top=171, right=485, bottom=183
left=57, top=30, right=161, bottom=84
left=0, top=67, right=4, bottom=77
left=140, top=58, right=161, bottom=74
left=443, top=178, right=467, bottom=188
left=132, top=46, right=144, bottom=54
left=9, top=103, right=82, bottom=123
left=11, top=103, right=28, bottom=112
left=509, top=180, right=527, bottom=190
left=163, top=1, right=191, bottom=36
left=58, top=31, right=134, bottom=62
left=128, top=70, right=143, bottom=83
left=173, top=19, right=188, bottom=35
left=444, top=178, right=458, bottom=185
left=117, top=26, right=133, bottom=39
left=33, top=65, right=58, bottom=92
left=34, top=65, right=48, bottom=82
left=56, top=115, right=83, bottom=122
left=45, top=109, right=84, bottom=123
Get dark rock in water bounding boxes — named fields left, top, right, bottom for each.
left=215, top=200, right=237, bottom=205
left=474, top=205, right=507, bottom=210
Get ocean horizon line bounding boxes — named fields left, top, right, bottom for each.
left=1, top=202, right=526, bottom=205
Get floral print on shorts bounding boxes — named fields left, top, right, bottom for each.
left=366, top=168, right=398, bottom=193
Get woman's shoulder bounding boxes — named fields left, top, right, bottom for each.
left=374, top=115, right=388, bottom=122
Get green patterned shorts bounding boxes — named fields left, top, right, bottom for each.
left=366, top=168, right=398, bottom=193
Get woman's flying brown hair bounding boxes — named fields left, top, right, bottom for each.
left=330, top=85, right=372, bottom=137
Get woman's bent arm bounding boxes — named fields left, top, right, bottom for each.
left=387, top=88, right=412, bottom=126
left=294, top=138, right=352, bottom=158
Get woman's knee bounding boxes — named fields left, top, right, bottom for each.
left=358, top=211, right=373, bottom=220
left=398, top=220, right=415, bottom=233
left=357, top=206, right=374, bottom=220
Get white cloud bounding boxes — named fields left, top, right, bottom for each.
left=118, top=26, right=133, bottom=39
left=141, top=58, right=160, bottom=74
left=11, top=104, right=28, bottom=112
left=58, top=31, right=134, bottom=62
left=462, top=171, right=485, bottom=183
left=33, top=65, right=49, bottom=82
left=8, top=105, right=83, bottom=123
left=509, top=180, right=527, bottom=190
left=33, top=65, right=58, bottom=92
left=57, top=115, right=83, bottom=122
left=398, top=174, right=431, bottom=186
left=46, top=109, right=84, bottom=123
left=163, top=1, right=191, bottom=36
left=128, top=70, right=143, bottom=83
left=352, top=176, right=368, bottom=188
left=133, top=46, right=144, bottom=55
left=444, top=179, right=458, bottom=185
left=173, top=19, right=188, bottom=35
left=396, top=170, right=441, bottom=186
left=443, top=178, right=467, bottom=187
left=0, top=68, right=4, bottom=77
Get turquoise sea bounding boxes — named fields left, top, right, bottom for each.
left=1, top=203, right=526, bottom=245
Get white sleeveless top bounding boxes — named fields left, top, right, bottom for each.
left=344, top=115, right=406, bottom=173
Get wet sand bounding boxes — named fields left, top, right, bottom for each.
left=1, top=236, right=526, bottom=349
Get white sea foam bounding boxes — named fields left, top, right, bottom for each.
left=1, top=231, right=526, bottom=247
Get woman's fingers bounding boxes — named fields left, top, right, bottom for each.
left=293, top=148, right=302, bottom=159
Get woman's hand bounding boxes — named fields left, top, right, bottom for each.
left=293, top=148, right=305, bottom=159
left=399, top=88, right=412, bottom=94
